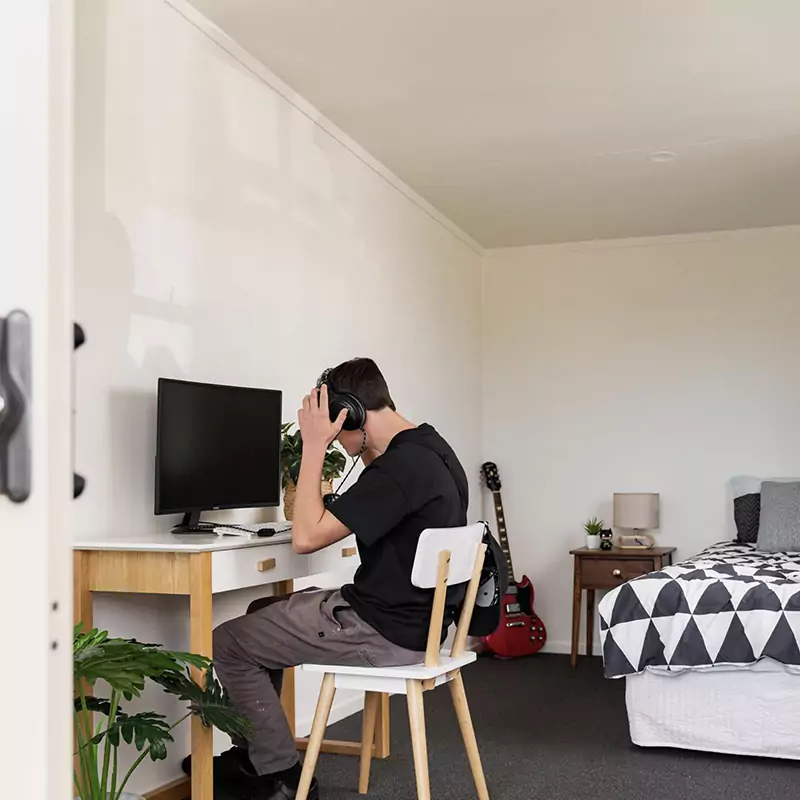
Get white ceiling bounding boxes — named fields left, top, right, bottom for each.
left=188, top=0, right=800, bottom=248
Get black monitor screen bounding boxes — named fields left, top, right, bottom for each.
left=155, top=379, right=282, bottom=515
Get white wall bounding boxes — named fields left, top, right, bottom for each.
left=482, top=226, right=800, bottom=654
left=74, top=0, right=482, bottom=792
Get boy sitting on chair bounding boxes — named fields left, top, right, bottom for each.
left=189, top=358, right=469, bottom=800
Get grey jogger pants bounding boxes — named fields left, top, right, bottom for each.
left=213, top=588, right=424, bottom=774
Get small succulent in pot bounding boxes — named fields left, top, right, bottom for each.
left=583, top=516, right=604, bottom=550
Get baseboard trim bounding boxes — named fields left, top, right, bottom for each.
left=540, top=639, right=602, bottom=656
left=144, top=777, right=189, bottom=800
left=540, top=640, right=572, bottom=655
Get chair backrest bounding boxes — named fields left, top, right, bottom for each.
left=410, top=524, right=487, bottom=667
left=411, top=524, right=484, bottom=588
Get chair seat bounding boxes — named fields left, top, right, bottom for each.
left=301, top=651, right=477, bottom=694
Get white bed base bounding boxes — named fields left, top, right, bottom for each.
left=625, top=660, right=800, bottom=761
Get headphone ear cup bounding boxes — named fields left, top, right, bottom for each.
left=329, top=391, right=366, bottom=431
left=347, top=394, right=367, bottom=430
left=327, top=392, right=359, bottom=431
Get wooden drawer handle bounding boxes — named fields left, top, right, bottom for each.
left=612, top=569, right=622, bottom=578
left=341, top=547, right=358, bottom=558
left=257, top=558, right=277, bottom=572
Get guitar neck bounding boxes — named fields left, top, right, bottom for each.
left=491, top=491, right=516, bottom=583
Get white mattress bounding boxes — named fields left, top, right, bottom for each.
left=626, top=660, right=800, bottom=760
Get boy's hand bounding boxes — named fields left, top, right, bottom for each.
left=298, top=384, right=347, bottom=453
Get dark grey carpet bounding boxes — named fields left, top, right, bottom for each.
left=312, top=654, right=799, bottom=800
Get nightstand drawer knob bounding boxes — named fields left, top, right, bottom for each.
left=612, top=568, right=622, bottom=578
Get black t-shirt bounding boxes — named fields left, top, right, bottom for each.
left=330, top=424, right=469, bottom=651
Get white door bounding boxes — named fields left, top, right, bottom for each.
left=0, top=2, right=74, bottom=799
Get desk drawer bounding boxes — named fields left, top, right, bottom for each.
left=212, top=544, right=309, bottom=594
left=581, top=557, right=655, bottom=588
left=309, top=535, right=360, bottom=575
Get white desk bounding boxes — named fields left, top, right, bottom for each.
left=73, top=531, right=388, bottom=800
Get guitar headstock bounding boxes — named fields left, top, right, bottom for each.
left=480, top=461, right=502, bottom=492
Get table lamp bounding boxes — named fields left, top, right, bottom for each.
left=613, top=492, right=659, bottom=549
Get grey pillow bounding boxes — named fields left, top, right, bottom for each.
left=757, top=481, right=800, bottom=553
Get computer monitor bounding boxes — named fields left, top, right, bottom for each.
left=155, top=378, right=282, bottom=532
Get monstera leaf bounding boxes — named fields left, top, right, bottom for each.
left=74, top=625, right=211, bottom=701
left=155, top=669, right=253, bottom=740
left=93, top=711, right=173, bottom=762
left=74, top=696, right=112, bottom=716
left=73, top=625, right=250, bottom=800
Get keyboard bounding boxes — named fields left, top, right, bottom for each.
left=213, top=522, right=293, bottom=537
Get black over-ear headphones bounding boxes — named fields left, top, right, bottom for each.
left=317, top=368, right=367, bottom=431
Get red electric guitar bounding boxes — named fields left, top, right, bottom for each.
left=480, top=461, right=547, bottom=658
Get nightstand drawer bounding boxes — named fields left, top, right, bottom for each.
left=581, top=557, right=654, bottom=587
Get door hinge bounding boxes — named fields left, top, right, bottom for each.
left=0, top=310, right=32, bottom=503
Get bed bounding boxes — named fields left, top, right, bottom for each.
left=598, top=541, right=800, bottom=759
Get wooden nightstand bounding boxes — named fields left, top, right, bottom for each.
left=569, top=546, right=676, bottom=667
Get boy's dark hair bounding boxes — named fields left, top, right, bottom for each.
left=327, top=358, right=396, bottom=412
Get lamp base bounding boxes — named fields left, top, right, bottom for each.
left=617, top=531, right=655, bottom=549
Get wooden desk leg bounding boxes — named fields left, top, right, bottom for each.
left=190, top=554, right=213, bottom=800
left=570, top=558, right=581, bottom=668
left=74, top=551, right=93, bottom=633
left=585, top=589, right=595, bottom=659
left=73, top=552, right=93, bottom=795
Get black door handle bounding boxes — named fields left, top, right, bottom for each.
left=0, top=310, right=32, bottom=503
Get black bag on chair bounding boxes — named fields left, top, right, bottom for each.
left=466, top=521, right=509, bottom=637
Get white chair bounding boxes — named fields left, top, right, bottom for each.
left=297, top=523, right=490, bottom=800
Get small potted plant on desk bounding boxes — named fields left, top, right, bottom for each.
left=583, top=517, right=604, bottom=550
left=73, top=626, right=250, bottom=800
left=281, top=421, right=346, bottom=521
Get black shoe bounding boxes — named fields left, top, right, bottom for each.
left=252, top=776, right=319, bottom=800
left=181, top=745, right=257, bottom=783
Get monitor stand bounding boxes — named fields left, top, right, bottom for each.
left=171, top=511, right=213, bottom=534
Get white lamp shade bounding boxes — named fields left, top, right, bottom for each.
left=613, top=493, right=659, bottom=530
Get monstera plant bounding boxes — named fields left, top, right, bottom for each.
left=73, top=626, right=250, bottom=800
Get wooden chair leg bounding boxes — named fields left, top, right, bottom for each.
left=406, top=679, right=431, bottom=800
left=359, top=691, right=380, bottom=794
left=297, top=673, right=336, bottom=800
left=448, top=671, right=489, bottom=800
left=374, top=692, right=391, bottom=759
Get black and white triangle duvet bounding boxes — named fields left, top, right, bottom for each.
left=598, top=542, right=800, bottom=678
